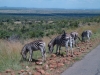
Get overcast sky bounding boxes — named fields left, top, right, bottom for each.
left=0, top=0, right=100, bottom=9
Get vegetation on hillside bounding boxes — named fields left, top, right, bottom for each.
left=0, top=14, right=100, bottom=40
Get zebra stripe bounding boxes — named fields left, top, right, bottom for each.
left=21, top=40, right=46, bottom=62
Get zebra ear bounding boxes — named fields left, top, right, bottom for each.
left=63, top=30, right=66, bottom=35
left=62, top=30, right=65, bottom=33
left=62, top=30, right=66, bottom=37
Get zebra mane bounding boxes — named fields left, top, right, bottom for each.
left=28, top=40, right=43, bottom=45
left=33, top=40, right=43, bottom=42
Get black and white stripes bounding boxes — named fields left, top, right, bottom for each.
left=21, top=30, right=93, bottom=62
left=21, top=40, right=46, bottom=62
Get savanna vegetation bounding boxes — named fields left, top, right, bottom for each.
left=0, top=13, right=100, bottom=40
left=0, top=12, right=100, bottom=75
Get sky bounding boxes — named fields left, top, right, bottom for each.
left=0, top=0, right=100, bottom=9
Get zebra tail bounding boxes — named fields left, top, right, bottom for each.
left=78, top=37, right=82, bottom=42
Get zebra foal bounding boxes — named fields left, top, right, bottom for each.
left=21, top=40, right=46, bottom=62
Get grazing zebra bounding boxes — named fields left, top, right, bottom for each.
left=81, top=30, right=92, bottom=42
left=48, top=31, right=74, bottom=56
left=70, top=32, right=81, bottom=46
left=21, top=40, right=46, bottom=62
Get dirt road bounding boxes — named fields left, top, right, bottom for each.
left=61, top=45, right=100, bottom=75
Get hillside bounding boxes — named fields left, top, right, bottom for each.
left=0, top=7, right=100, bottom=14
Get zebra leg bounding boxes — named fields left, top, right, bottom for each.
left=75, top=39, right=77, bottom=47
left=87, top=35, right=90, bottom=42
left=29, top=49, right=33, bottom=62
left=70, top=42, right=74, bottom=57
left=72, top=39, right=75, bottom=47
left=82, top=37, right=84, bottom=42
left=56, top=45, right=59, bottom=54
left=43, top=47, right=46, bottom=62
left=58, top=46, right=61, bottom=55
left=65, top=41, right=69, bottom=56
left=40, top=47, right=45, bottom=62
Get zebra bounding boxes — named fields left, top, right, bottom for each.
left=48, top=31, right=74, bottom=56
left=21, top=40, right=46, bottom=62
left=70, top=32, right=81, bottom=47
left=81, top=30, right=92, bottom=42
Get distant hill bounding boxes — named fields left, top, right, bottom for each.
left=0, top=7, right=27, bottom=10
left=0, top=7, right=100, bottom=14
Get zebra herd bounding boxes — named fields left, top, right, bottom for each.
left=21, top=30, right=92, bottom=62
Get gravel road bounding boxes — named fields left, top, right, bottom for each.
left=61, top=45, right=100, bottom=75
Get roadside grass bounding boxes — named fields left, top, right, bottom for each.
left=0, top=40, right=22, bottom=72
left=0, top=24, right=100, bottom=73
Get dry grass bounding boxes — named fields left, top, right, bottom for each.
left=0, top=40, right=23, bottom=71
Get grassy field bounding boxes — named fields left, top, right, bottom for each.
left=0, top=24, right=100, bottom=74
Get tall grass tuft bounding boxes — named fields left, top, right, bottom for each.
left=0, top=40, right=23, bottom=72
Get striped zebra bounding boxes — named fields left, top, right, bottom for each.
left=81, top=30, right=92, bottom=42
left=70, top=32, right=81, bottom=46
left=48, top=31, right=74, bottom=56
left=21, top=40, right=46, bottom=62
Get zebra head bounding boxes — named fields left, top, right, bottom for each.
left=21, top=45, right=28, bottom=61
left=48, top=38, right=56, bottom=53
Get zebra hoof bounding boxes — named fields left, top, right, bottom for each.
left=66, top=55, right=69, bottom=57
left=29, top=59, right=32, bottom=62
left=71, top=55, right=74, bottom=57
left=44, top=60, right=46, bottom=63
